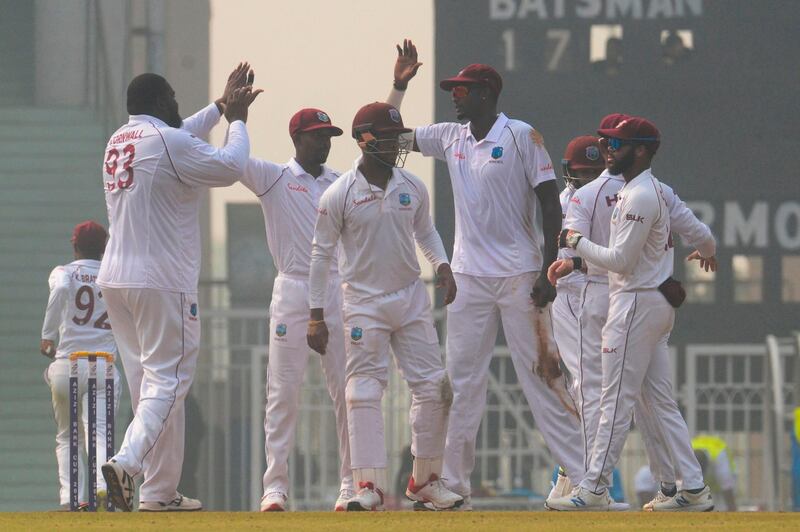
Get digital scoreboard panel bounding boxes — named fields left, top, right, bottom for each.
left=433, top=0, right=800, bottom=345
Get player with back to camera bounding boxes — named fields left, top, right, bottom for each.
left=99, top=64, right=261, bottom=512
left=40, top=221, right=122, bottom=511
left=547, top=116, right=715, bottom=511
left=387, top=40, right=585, bottom=509
left=306, top=101, right=462, bottom=511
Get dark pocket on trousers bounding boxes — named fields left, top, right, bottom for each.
left=658, top=277, right=686, bottom=308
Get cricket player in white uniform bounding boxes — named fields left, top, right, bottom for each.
left=307, top=102, right=463, bottom=511
left=99, top=66, right=261, bottom=511
left=40, top=221, right=121, bottom=510
left=239, top=108, right=353, bottom=512
left=387, top=53, right=584, bottom=505
left=547, top=116, right=714, bottom=511
left=549, top=115, right=717, bottom=512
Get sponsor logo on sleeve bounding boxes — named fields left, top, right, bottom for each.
left=602, top=346, right=617, bottom=354
left=625, top=213, right=645, bottom=223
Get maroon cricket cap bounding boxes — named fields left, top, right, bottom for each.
left=351, top=102, right=411, bottom=139
left=439, top=64, right=503, bottom=97
left=597, top=116, right=660, bottom=141
left=71, top=220, right=107, bottom=252
left=563, top=136, right=604, bottom=170
left=289, top=108, right=343, bottom=138
left=598, top=113, right=631, bottom=132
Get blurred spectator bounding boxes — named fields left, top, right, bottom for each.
left=592, top=37, right=622, bottom=77
left=662, top=31, right=692, bottom=66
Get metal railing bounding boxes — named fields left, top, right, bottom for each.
left=187, top=296, right=799, bottom=510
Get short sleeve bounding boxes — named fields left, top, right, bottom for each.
left=520, top=125, right=557, bottom=189
left=240, top=158, right=287, bottom=196
left=414, top=123, right=461, bottom=161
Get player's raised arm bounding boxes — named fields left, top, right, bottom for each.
left=170, top=86, right=262, bottom=187
left=387, top=39, right=422, bottom=151
left=180, top=62, right=252, bottom=137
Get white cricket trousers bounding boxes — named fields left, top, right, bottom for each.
left=343, top=279, right=450, bottom=478
left=551, top=284, right=583, bottom=405
left=580, top=290, right=704, bottom=493
left=102, top=287, right=200, bottom=503
left=262, top=274, right=352, bottom=496
left=46, top=357, right=121, bottom=506
left=443, top=272, right=584, bottom=497
left=562, top=281, right=676, bottom=484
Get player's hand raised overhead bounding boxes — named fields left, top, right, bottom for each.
left=215, top=62, right=252, bottom=113
left=394, top=38, right=423, bottom=90
left=436, top=263, right=457, bottom=305
left=224, top=85, right=263, bottom=124
left=686, top=250, right=717, bottom=272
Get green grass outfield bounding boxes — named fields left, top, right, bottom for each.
left=2, top=512, right=800, bottom=531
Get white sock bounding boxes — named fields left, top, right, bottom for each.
left=353, top=468, right=387, bottom=493
left=412, top=457, right=443, bottom=484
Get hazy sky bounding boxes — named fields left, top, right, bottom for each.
left=208, top=0, right=436, bottom=276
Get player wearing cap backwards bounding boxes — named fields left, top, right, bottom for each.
left=238, top=108, right=354, bottom=512
left=40, top=221, right=122, bottom=510
left=548, top=114, right=717, bottom=512
left=547, top=116, right=715, bottom=511
left=98, top=64, right=261, bottom=511
left=387, top=41, right=584, bottom=508
left=307, top=101, right=462, bottom=511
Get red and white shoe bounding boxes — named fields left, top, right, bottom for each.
left=406, top=474, right=464, bottom=511
left=346, top=482, right=384, bottom=511
left=260, top=491, right=287, bottom=512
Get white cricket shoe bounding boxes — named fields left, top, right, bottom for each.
left=414, top=494, right=472, bottom=512
left=643, top=489, right=673, bottom=511
left=334, top=488, right=355, bottom=511
left=546, top=486, right=611, bottom=511
left=260, top=491, right=287, bottom=512
left=608, top=495, right=630, bottom=511
left=545, top=471, right=572, bottom=507
left=346, top=482, right=384, bottom=511
left=650, top=486, right=714, bottom=512
left=406, top=474, right=464, bottom=510
left=101, top=460, right=135, bottom=512
left=139, top=493, right=202, bottom=512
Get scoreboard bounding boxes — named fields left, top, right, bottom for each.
left=433, top=0, right=800, bottom=346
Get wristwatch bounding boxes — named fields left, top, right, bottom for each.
left=566, top=231, right=583, bottom=249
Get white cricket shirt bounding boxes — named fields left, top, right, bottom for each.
left=556, top=186, right=584, bottom=290
left=309, top=157, right=449, bottom=307
left=240, top=157, right=339, bottom=277
left=576, top=169, right=672, bottom=295
left=567, top=170, right=716, bottom=284
left=41, top=259, right=117, bottom=360
left=415, top=113, right=557, bottom=277
left=98, top=105, right=249, bottom=293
